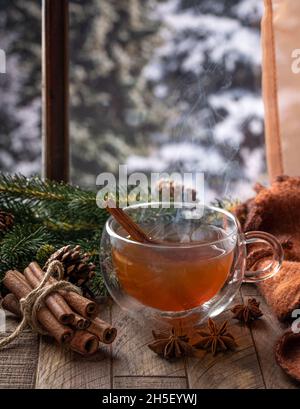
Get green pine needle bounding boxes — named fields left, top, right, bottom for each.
left=0, top=224, right=52, bottom=275
left=35, top=244, right=56, bottom=266
left=211, top=197, right=240, bottom=211
left=0, top=173, right=109, bottom=297
left=89, top=273, right=108, bottom=297
left=0, top=173, right=108, bottom=227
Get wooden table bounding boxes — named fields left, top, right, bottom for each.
left=0, top=284, right=299, bottom=389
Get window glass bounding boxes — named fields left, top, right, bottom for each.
left=70, top=0, right=265, bottom=201
left=0, top=1, right=42, bottom=175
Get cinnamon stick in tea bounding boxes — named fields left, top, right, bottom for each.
left=87, top=317, right=117, bottom=344
left=3, top=270, right=73, bottom=344
left=69, top=330, right=99, bottom=356
left=24, top=266, right=75, bottom=325
left=29, top=262, right=99, bottom=319
left=2, top=293, right=22, bottom=317
left=105, top=199, right=154, bottom=243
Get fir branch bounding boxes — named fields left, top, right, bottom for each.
left=0, top=173, right=108, bottom=227
left=0, top=198, right=38, bottom=224
left=89, top=272, right=108, bottom=297
left=44, top=219, right=101, bottom=232
left=0, top=174, right=110, bottom=297
left=0, top=173, right=82, bottom=202
left=0, top=224, right=52, bottom=276
left=35, top=244, right=56, bottom=266
left=211, top=197, right=240, bottom=212
left=0, top=173, right=97, bottom=209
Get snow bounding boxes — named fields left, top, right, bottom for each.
left=127, top=141, right=227, bottom=176
left=147, top=8, right=262, bottom=77
left=242, top=147, right=265, bottom=180
left=164, top=13, right=240, bottom=34
left=154, top=84, right=168, bottom=98
left=233, top=0, right=264, bottom=22
left=249, top=117, right=263, bottom=135
left=1, top=0, right=266, bottom=202
left=17, top=160, right=41, bottom=176
left=0, top=39, right=41, bottom=175
left=210, top=27, right=261, bottom=68
left=156, top=0, right=179, bottom=15
left=127, top=155, right=166, bottom=172
left=209, top=91, right=264, bottom=145
left=133, top=0, right=265, bottom=201
left=0, top=151, right=13, bottom=168
left=182, top=45, right=205, bottom=74
left=229, top=179, right=256, bottom=201
left=142, top=62, right=163, bottom=81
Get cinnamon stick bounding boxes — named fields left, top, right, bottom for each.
left=2, top=293, right=22, bottom=317
left=87, top=317, right=117, bottom=344
left=3, top=270, right=73, bottom=344
left=69, top=330, right=99, bottom=356
left=105, top=199, right=154, bottom=243
left=61, top=291, right=98, bottom=319
left=72, top=314, right=90, bottom=330
left=24, top=266, right=75, bottom=325
left=29, top=262, right=99, bottom=319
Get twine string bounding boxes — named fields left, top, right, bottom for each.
left=0, top=260, right=81, bottom=349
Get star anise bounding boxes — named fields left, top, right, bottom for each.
left=193, top=318, right=237, bottom=356
left=148, top=327, right=194, bottom=360
left=231, top=298, right=263, bottom=324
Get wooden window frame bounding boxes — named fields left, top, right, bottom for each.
left=42, top=0, right=69, bottom=182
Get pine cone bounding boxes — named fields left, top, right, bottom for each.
left=0, top=211, right=14, bottom=232
left=44, top=245, right=96, bottom=287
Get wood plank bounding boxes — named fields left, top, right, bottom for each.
left=111, top=304, right=186, bottom=380
left=186, top=294, right=265, bottom=389
left=35, top=306, right=111, bottom=389
left=0, top=315, right=38, bottom=389
left=36, top=339, right=111, bottom=389
left=3, top=289, right=299, bottom=389
left=241, top=286, right=300, bottom=389
left=114, top=376, right=187, bottom=389
left=1, top=311, right=25, bottom=332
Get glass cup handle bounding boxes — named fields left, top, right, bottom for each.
left=243, top=231, right=284, bottom=283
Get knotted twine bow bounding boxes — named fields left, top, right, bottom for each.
left=0, top=260, right=81, bottom=349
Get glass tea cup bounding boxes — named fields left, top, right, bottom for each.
left=100, top=202, right=283, bottom=328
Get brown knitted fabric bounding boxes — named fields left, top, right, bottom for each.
left=253, top=259, right=300, bottom=321
left=235, top=176, right=300, bottom=321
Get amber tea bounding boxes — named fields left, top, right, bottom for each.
left=112, top=223, right=235, bottom=312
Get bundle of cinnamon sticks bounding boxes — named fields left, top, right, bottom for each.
left=1, top=262, right=117, bottom=356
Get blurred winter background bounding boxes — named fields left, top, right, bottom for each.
left=0, top=0, right=266, bottom=201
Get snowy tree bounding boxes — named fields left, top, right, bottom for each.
left=0, top=1, right=41, bottom=175
left=130, top=0, right=266, bottom=200
left=0, top=0, right=266, bottom=200
left=69, top=0, right=162, bottom=185
left=0, top=0, right=162, bottom=185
